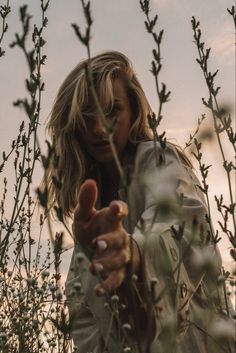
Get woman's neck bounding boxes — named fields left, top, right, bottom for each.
left=102, top=160, right=120, bottom=185
left=100, top=168, right=118, bottom=207
left=102, top=143, right=136, bottom=181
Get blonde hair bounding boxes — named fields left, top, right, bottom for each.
left=46, top=51, right=154, bottom=217
left=45, top=51, right=192, bottom=217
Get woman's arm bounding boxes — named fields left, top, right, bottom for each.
left=127, top=141, right=223, bottom=342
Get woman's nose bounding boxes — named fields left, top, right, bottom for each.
left=92, top=117, right=106, bottom=136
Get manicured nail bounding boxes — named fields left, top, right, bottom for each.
left=95, top=285, right=105, bottom=296
left=110, top=202, right=121, bottom=216
left=94, top=263, right=104, bottom=273
left=115, top=204, right=121, bottom=215
left=96, top=240, right=107, bottom=252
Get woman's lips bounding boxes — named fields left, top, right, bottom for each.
left=93, top=141, right=110, bottom=148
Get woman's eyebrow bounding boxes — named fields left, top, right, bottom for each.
left=113, top=98, right=122, bottom=104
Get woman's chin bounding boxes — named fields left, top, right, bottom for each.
left=87, top=144, right=123, bottom=165
left=95, top=155, right=115, bottom=164
left=89, top=149, right=115, bottom=164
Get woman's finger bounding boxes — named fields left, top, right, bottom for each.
left=95, top=270, right=126, bottom=296
left=92, top=229, right=129, bottom=253
left=90, top=247, right=130, bottom=275
left=109, top=200, right=128, bottom=217
left=108, top=200, right=128, bottom=223
left=74, top=179, right=97, bottom=222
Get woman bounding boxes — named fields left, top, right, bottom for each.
left=46, top=51, right=235, bottom=353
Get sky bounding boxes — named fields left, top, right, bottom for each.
left=0, top=0, right=235, bottom=276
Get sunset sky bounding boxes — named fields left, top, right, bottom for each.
left=0, top=0, right=235, bottom=275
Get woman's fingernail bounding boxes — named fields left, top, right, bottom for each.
left=94, top=263, right=104, bottom=273
left=95, top=285, right=105, bottom=296
left=97, top=240, right=107, bottom=252
left=115, top=204, right=121, bottom=216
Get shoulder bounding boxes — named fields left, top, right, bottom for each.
left=134, top=141, right=189, bottom=176
left=132, top=141, right=205, bottom=206
left=137, top=141, right=205, bottom=203
left=131, top=141, right=187, bottom=205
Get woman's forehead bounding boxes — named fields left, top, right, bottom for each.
left=111, top=78, right=128, bottom=103
left=83, top=78, right=128, bottom=113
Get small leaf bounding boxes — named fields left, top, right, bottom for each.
left=230, top=249, right=236, bottom=261
left=36, top=187, right=48, bottom=208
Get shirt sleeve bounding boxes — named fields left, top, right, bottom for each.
left=128, top=141, right=222, bottom=340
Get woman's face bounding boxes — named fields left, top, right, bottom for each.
left=79, top=78, right=133, bottom=164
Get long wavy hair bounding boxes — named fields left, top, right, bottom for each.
left=45, top=51, right=189, bottom=217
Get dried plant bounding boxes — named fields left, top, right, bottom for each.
left=191, top=15, right=236, bottom=255
left=0, top=0, right=10, bottom=57
left=0, top=2, right=76, bottom=352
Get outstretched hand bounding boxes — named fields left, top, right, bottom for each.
left=73, top=179, right=141, bottom=296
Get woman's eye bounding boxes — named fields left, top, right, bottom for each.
left=107, top=106, right=120, bottom=118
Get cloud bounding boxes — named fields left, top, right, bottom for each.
left=209, top=22, right=234, bottom=65
left=165, top=128, right=192, bottom=134
left=152, top=0, right=175, bottom=8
